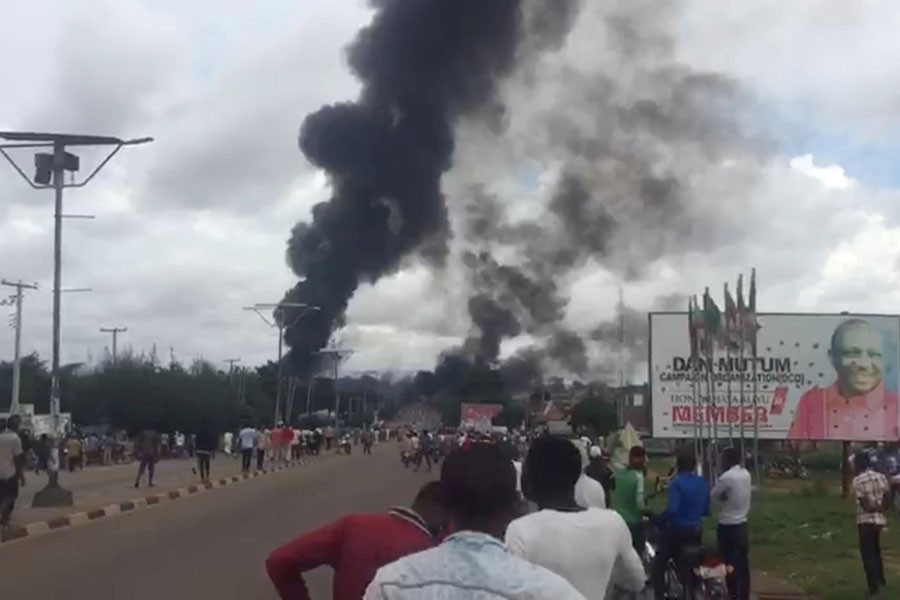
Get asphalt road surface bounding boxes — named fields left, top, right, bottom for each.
left=0, top=443, right=433, bottom=599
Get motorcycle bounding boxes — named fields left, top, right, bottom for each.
left=400, top=450, right=413, bottom=468
left=766, top=456, right=809, bottom=480
left=340, top=437, right=352, bottom=455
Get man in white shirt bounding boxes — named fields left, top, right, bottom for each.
left=711, top=447, right=752, bottom=600
left=506, top=436, right=645, bottom=599
left=238, top=426, right=258, bottom=474
left=0, top=416, right=25, bottom=527
left=574, top=471, right=606, bottom=509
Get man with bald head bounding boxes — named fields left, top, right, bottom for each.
left=788, top=319, right=899, bottom=440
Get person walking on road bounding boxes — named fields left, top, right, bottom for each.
left=134, top=428, right=161, bottom=488
left=194, top=425, right=217, bottom=483
left=365, top=444, right=586, bottom=599
left=267, top=481, right=447, bottom=600
left=853, top=451, right=890, bottom=599
left=257, top=428, right=270, bottom=471
left=712, top=447, right=752, bottom=600
left=0, top=417, right=26, bottom=528
left=238, top=425, right=257, bottom=475
left=361, top=429, right=374, bottom=455
left=506, top=436, right=645, bottom=599
left=323, top=425, right=334, bottom=452
left=223, top=431, right=234, bottom=458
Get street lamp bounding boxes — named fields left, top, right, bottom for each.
left=0, top=131, right=152, bottom=508
left=244, top=303, right=320, bottom=426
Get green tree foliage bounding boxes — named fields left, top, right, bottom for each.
left=569, top=390, right=619, bottom=438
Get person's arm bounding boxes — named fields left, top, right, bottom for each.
left=266, top=518, right=345, bottom=600
left=710, top=474, right=729, bottom=504
left=13, top=436, right=25, bottom=485
left=613, top=515, right=647, bottom=592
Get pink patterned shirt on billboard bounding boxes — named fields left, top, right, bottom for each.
left=787, top=382, right=899, bottom=441
left=788, top=318, right=900, bottom=442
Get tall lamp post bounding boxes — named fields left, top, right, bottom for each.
left=244, top=303, right=320, bottom=426
left=0, top=131, right=152, bottom=507
left=1, top=280, right=38, bottom=414
left=100, top=326, right=128, bottom=365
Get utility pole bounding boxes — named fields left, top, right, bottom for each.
left=1, top=279, right=38, bottom=414
left=100, top=327, right=127, bottom=365
left=245, top=303, right=321, bottom=427
left=224, top=357, right=241, bottom=378
left=315, top=348, right=354, bottom=428
left=0, top=131, right=151, bottom=508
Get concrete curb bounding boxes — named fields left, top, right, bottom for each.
left=0, top=453, right=331, bottom=545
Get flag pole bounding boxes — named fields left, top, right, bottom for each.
left=725, top=282, right=734, bottom=448
left=703, top=288, right=718, bottom=479
left=689, top=297, right=701, bottom=465
left=751, top=268, right=762, bottom=488
left=737, top=275, right=746, bottom=464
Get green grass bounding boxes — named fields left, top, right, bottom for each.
left=641, top=461, right=899, bottom=599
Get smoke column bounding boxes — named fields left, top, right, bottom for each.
left=282, top=0, right=579, bottom=375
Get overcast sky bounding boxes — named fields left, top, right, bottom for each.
left=1, top=0, right=899, bottom=378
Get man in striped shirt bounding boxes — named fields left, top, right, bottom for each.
left=852, top=452, right=889, bottom=599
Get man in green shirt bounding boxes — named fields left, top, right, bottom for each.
left=612, top=446, right=648, bottom=556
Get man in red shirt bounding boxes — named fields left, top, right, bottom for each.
left=266, top=481, right=447, bottom=600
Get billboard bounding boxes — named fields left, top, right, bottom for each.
left=460, top=403, right=503, bottom=432
left=650, top=313, right=900, bottom=441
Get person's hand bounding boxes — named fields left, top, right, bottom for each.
left=19, top=474, right=26, bottom=488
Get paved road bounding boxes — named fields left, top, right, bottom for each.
left=0, top=444, right=432, bottom=599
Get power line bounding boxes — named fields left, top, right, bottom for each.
left=1, top=279, right=38, bottom=414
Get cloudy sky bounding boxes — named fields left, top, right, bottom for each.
left=1, top=0, right=898, bottom=379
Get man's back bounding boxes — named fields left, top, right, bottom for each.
left=506, top=508, right=645, bottom=599
left=267, top=510, right=435, bottom=600
left=612, top=467, right=643, bottom=524
left=666, top=472, right=709, bottom=530
left=137, top=430, right=159, bottom=458
left=365, top=531, right=585, bottom=599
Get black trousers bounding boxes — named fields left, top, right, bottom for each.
left=653, top=527, right=701, bottom=600
left=859, top=524, right=886, bottom=595
left=196, top=452, right=211, bottom=481
left=257, top=448, right=266, bottom=470
left=241, top=448, right=253, bottom=472
left=0, top=477, right=19, bottom=525
left=627, top=521, right=646, bottom=558
left=717, top=523, right=750, bottom=600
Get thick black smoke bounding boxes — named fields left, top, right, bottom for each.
left=282, top=0, right=582, bottom=375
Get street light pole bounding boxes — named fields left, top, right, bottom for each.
left=99, top=326, right=127, bottom=365
left=0, top=131, right=152, bottom=507
left=244, top=303, right=321, bottom=427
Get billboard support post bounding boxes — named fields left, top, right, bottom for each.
left=738, top=319, right=746, bottom=465
left=752, top=346, right=762, bottom=489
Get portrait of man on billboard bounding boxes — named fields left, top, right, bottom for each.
left=788, top=318, right=900, bottom=441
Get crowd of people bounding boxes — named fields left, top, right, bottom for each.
left=265, top=428, right=766, bottom=600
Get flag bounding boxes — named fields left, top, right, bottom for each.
left=724, top=283, right=738, bottom=349
left=688, top=296, right=702, bottom=360
left=702, top=287, right=722, bottom=356
left=747, top=268, right=759, bottom=354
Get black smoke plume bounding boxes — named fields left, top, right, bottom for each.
left=282, top=0, right=579, bottom=375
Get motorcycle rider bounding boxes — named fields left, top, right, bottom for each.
left=653, top=448, right=709, bottom=600
left=611, top=446, right=648, bottom=556
left=416, top=430, right=434, bottom=472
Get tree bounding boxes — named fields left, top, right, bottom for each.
left=569, top=392, right=618, bottom=438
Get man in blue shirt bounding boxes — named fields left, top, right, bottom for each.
left=653, top=448, right=709, bottom=600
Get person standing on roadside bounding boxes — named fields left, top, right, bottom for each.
left=323, top=425, right=335, bottom=452
left=194, top=424, right=217, bottom=483
left=134, top=428, right=161, bottom=488
left=0, top=417, right=26, bottom=528
left=852, top=451, right=889, bottom=599
left=238, top=424, right=257, bottom=474
left=506, top=436, right=645, bottom=599
left=611, top=446, right=648, bottom=556
left=711, top=447, right=752, bottom=600
left=267, top=481, right=447, bottom=600
left=257, top=428, right=270, bottom=471
left=362, top=428, right=374, bottom=455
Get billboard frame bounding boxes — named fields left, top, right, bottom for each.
left=648, top=310, right=900, bottom=442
